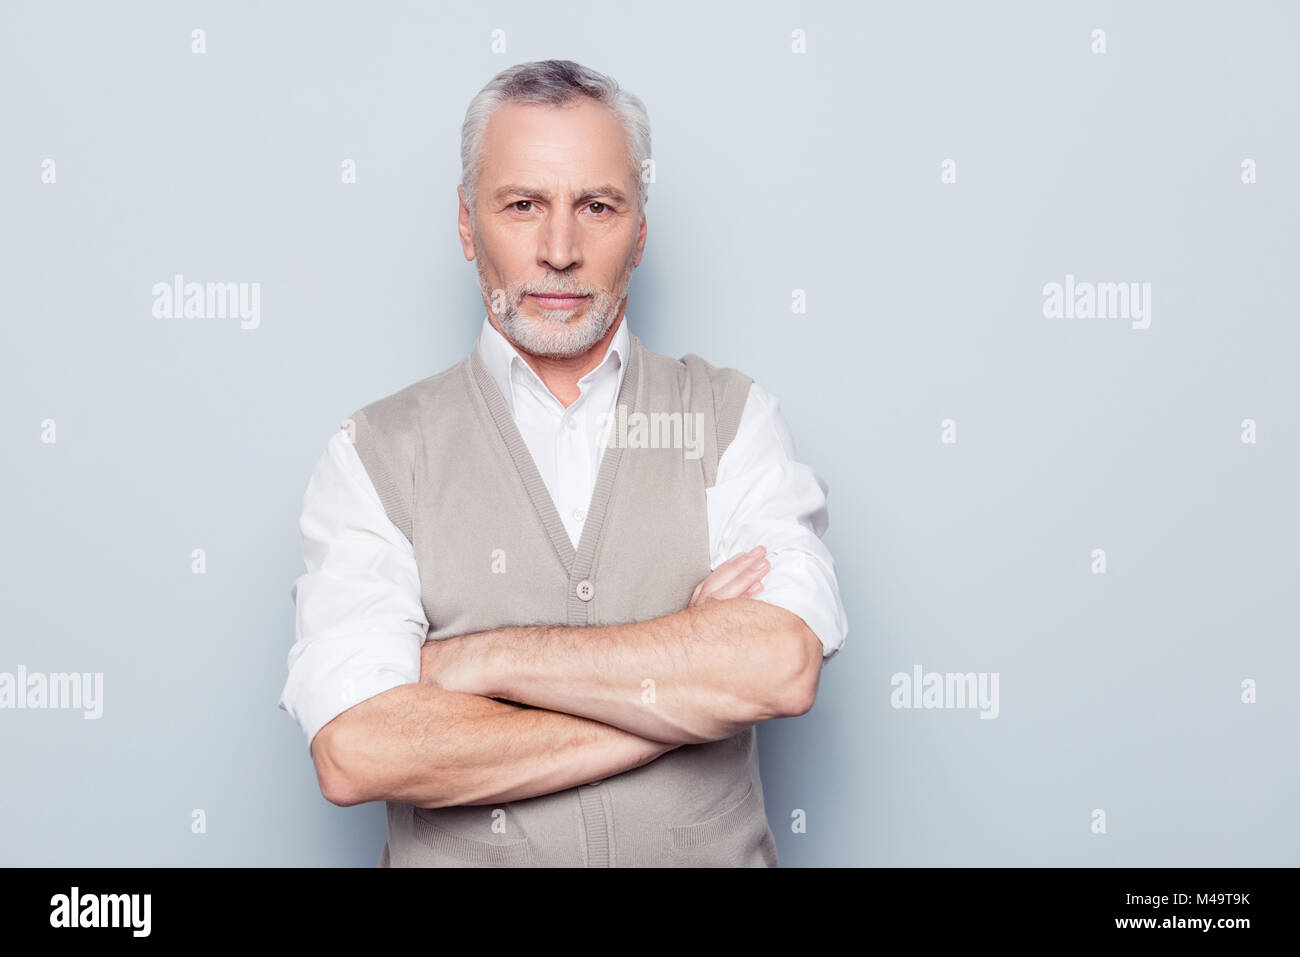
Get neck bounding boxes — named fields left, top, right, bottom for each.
left=490, top=302, right=627, bottom=408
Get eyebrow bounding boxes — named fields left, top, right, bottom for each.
left=492, top=184, right=629, bottom=206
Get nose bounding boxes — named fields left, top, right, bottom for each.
left=538, top=207, right=582, bottom=273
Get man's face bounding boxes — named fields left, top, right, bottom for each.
left=458, top=97, right=647, bottom=359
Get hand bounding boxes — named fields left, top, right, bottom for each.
left=688, top=546, right=769, bottom=607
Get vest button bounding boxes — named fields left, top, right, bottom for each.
left=575, top=579, right=595, bottom=601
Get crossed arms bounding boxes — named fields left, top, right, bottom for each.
left=310, top=546, right=825, bottom=810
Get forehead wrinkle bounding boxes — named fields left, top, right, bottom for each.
left=478, top=101, right=637, bottom=206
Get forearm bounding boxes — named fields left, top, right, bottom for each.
left=432, top=598, right=822, bottom=745
left=312, top=681, right=678, bottom=809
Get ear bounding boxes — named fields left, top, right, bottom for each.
left=632, top=210, right=648, bottom=267
left=457, top=185, right=476, bottom=261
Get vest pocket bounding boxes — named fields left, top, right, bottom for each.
left=667, top=782, right=778, bottom=866
left=410, top=808, right=532, bottom=867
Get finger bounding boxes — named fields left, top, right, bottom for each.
left=698, top=546, right=766, bottom=596
left=708, top=548, right=769, bottom=596
left=701, top=554, right=770, bottom=602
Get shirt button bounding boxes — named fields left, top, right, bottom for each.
left=575, top=579, right=595, bottom=601
left=564, top=415, right=577, bottom=431
left=573, top=508, right=586, bottom=522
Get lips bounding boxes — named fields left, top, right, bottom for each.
left=527, top=293, right=589, bottom=310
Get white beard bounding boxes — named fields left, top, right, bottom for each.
left=479, top=262, right=631, bottom=359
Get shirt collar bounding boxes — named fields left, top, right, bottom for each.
left=476, top=312, right=630, bottom=415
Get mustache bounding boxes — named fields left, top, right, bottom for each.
left=516, top=278, right=597, bottom=298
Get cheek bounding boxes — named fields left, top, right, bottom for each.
left=474, top=243, right=514, bottom=287
left=593, top=229, right=641, bottom=278
left=482, top=226, right=542, bottom=273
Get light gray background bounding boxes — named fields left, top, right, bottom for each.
left=2, top=0, right=1296, bottom=866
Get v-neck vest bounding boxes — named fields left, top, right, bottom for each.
left=348, top=333, right=778, bottom=867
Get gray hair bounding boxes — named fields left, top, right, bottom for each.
left=460, top=59, right=651, bottom=218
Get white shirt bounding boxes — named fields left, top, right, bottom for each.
left=279, top=316, right=848, bottom=746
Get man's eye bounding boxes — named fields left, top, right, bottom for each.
left=512, top=200, right=533, bottom=212
left=588, top=202, right=608, bottom=215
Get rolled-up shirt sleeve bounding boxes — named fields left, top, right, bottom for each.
left=278, top=428, right=428, bottom=750
left=707, top=382, right=849, bottom=661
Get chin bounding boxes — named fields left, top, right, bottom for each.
left=529, top=307, right=582, bottom=324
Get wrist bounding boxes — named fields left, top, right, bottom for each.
left=420, top=635, right=480, bottom=693
left=449, top=627, right=504, bottom=698
left=470, top=625, right=540, bottom=700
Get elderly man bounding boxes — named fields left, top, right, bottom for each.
left=279, top=59, right=847, bottom=867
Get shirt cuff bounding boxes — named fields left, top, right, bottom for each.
left=278, top=631, right=423, bottom=749
left=749, top=548, right=847, bottom=660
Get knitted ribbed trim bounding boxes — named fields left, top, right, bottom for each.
left=351, top=408, right=413, bottom=545
left=467, top=333, right=643, bottom=623
left=713, top=372, right=748, bottom=466
left=669, top=782, right=759, bottom=849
